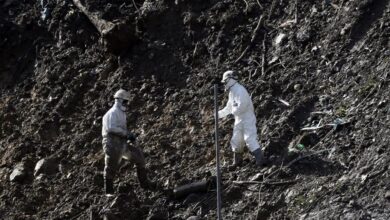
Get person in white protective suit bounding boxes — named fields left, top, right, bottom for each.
left=102, top=89, right=155, bottom=196
left=218, top=70, right=264, bottom=167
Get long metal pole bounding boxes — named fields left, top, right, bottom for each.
left=214, top=84, right=222, bottom=220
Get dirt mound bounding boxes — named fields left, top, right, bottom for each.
left=1, top=0, right=389, bottom=219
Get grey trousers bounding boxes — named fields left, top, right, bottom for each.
left=102, top=135, right=145, bottom=180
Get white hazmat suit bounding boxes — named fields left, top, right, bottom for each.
left=218, top=79, right=261, bottom=154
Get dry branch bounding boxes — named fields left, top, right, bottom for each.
left=256, top=0, right=264, bottom=9
left=268, top=0, right=277, bottom=21
left=235, top=15, right=264, bottom=63
left=132, top=0, right=140, bottom=15
left=242, top=0, right=249, bottom=12
left=261, top=35, right=266, bottom=76
left=278, top=98, right=290, bottom=107
left=295, top=0, right=298, bottom=23
left=233, top=179, right=297, bottom=185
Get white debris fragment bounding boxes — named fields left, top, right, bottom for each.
left=278, top=98, right=290, bottom=107
left=274, top=33, right=287, bottom=46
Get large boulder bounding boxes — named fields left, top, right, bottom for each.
left=72, top=0, right=137, bottom=54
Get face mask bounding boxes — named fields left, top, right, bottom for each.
left=224, top=78, right=236, bottom=91
left=115, top=99, right=128, bottom=111
left=224, top=84, right=229, bottom=91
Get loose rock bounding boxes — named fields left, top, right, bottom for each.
left=9, top=163, right=27, bottom=183
left=34, top=158, right=59, bottom=176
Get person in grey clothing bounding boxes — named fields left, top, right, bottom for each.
left=102, top=89, right=155, bottom=196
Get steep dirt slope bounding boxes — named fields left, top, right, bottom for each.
left=0, top=0, right=389, bottom=219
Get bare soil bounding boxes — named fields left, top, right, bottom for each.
left=1, top=0, right=389, bottom=219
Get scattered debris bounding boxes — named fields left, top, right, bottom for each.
left=332, top=118, right=345, bottom=129
left=250, top=173, right=263, bottom=181
left=296, top=144, right=305, bottom=150
left=40, top=0, right=50, bottom=21
left=280, top=19, right=297, bottom=28
left=293, top=84, right=301, bottom=91
left=301, top=118, right=349, bottom=131
left=311, top=111, right=332, bottom=115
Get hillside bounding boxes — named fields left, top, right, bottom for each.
left=1, top=0, right=389, bottom=219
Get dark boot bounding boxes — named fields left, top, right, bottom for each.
left=228, top=152, right=243, bottom=170
left=105, top=178, right=114, bottom=195
left=136, top=167, right=157, bottom=190
left=253, top=148, right=264, bottom=167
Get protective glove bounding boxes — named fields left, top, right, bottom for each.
left=127, top=132, right=137, bottom=142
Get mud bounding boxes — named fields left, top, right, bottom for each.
left=1, top=0, right=389, bottom=219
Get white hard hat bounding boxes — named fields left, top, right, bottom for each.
left=113, top=89, right=130, bottom=101
left=221, top=70, right=238, bottom=83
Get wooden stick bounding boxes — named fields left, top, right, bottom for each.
left=235, top=15, right=264, bottom=63
left=242, top=0, right=249, bottom=12
left=257, top=173, right=265, bottom=205
left=264, top=62, right=281, bottom=75
left=300, top=126, right=326, bottom=131
left=295, top=0, right=298, bottom=23
left=256, top=0, right=264, bottom=9
left=132, top=0, right=140, bottom=14
left=250, top=15, right=263, bottom=43
left=261, top=35, right=266, bottom=76
left=251, top=59, right=262, bottom=68
left=235, top=47, right=249, bottom=64
left=268, top=0, right=277, bottom=21
left=233, top=179, right=297, bottom=185
left=278, top=98, right=290, bottom=107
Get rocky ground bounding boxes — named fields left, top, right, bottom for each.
left=0, top=0, right=389, bottom=219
